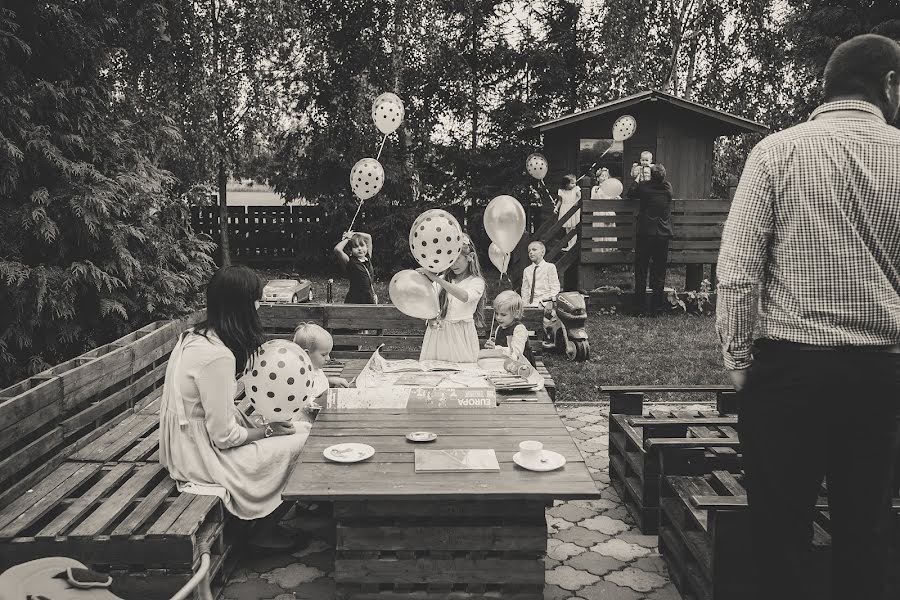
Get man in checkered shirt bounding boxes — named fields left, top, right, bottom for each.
left=717, top=34, right=900, bottom=600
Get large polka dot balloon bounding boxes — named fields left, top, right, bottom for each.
left=350, top=158, right=384, bottom=200
left=525, top=153, right=548, bottom=180
left=612, top=115, right=637, bottom=141
left=372, top=93, right=405, bottom=135
left=241, top=340, right=315, bottom=423
left=409, top=209, right=464, bottom=273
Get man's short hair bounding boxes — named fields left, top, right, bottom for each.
left=650, top=163, right=667, bottom=183
left=823, top=34, right=900, bottom=102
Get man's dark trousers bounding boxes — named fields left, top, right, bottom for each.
left=738, top=341, right=900, bottom=600
left=633, top=235, right=669, bottom=312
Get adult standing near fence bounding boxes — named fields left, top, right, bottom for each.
left=626, top=163, right=673, bottom=315
left=716, top=34, right=900, bottom=600
left=159, top=265, right=310, bottom=550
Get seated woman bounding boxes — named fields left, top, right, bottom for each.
left=416, top=234, right=486, bottom=363
left=159, top=265, right=310, bottom=550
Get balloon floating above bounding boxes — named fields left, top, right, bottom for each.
left=241, top=340, right=315, bottom=423
left=409, top=209, right=464, bottom=273
left=350, top=158, right=384, bottom=200
left=372, top=92, right=405, bottom=135
left=389, top=269, right=440, bottom=319
left=488, top=242, right=510, bottom=275
left=612, top=115, right=637, bottom=141
left=484, top=195, right=526, bottom=254
left=525, top=153, right=548, bottom=181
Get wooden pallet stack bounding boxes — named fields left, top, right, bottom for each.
left=658, top=470, right=835, bottom=600
left=0, top=311, right=238, bottom=599
left=332, top=500, right=548, bottom=600
left=607, top=388, right=740, bottom=533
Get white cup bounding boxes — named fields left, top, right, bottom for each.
left=519, top=440, right=544, bottom=462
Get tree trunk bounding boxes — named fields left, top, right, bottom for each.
left=211, top=0, right=230, bottom=266
left=470, top=0, right=478, bottom=152
left=392, top=0, right=420, bottom=204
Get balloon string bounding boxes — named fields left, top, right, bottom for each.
left=540, top=180, right=557, bottom=205
left=376, top=135, right=388, bottom=161
left=347, top=199, right=364, bottom=232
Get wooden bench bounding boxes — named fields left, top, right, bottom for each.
left=0, top=311, right=236, bottom=599
left=258, top=303, right=558, bottom=400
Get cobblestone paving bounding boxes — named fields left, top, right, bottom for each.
left=221, top=403, right=697, bottom=600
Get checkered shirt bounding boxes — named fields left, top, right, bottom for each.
left=716, top=100, right=900, bottom=370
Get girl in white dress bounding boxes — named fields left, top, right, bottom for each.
left=417, top=234, right=486, bottom=363
left=159, top=265, right=310, bottom=550
left=556, top=174, right=582, bottom=251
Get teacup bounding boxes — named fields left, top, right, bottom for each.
left=519, top=440, right=544, bottom=463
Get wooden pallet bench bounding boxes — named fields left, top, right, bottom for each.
left=659, top=470, right=900, bottom=600
left=0, top=310, right=238, bottom=598
left=258, top=303, right=557, bottom=400
left=607, top=388, right=739, bottom=534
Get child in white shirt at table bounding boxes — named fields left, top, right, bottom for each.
left=292, top=323, right=349, bottom=421
left=482, top=291, right=535, bottom=367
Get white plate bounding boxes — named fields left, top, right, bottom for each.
left=406, top=431, right=438, bottom=442
left=513, top=450, right=566, bottom=472
left=324, top=443, right=375, bottom=463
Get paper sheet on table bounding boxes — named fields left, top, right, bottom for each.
left=354, top=349, right=543, bottom=391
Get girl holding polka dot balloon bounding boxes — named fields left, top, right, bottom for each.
left=334, top=231, right=377, bottom=304
left=417, top=234, right=486, bottom=363
left=159, top=265, right=310, bottom=550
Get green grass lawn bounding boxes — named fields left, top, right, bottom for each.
left=259, top=267, right=728, bottom=403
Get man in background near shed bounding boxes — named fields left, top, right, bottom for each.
left=716, top=34, right=900, bottom=600
left=627, top=163, right=673, bottom=315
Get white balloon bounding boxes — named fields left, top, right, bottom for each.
left=488, top=243, right=510, bottom=274
left=350, top=158, right=384, bottom=200
left=241, top=340, right=315, bottom=423
left=372, top=93, right=405, bottom=135
left=409, top=209, right=464, bottom=273
left=389, top=269, right=440, bottom=319
left=484, top=195, right=526, bottom=254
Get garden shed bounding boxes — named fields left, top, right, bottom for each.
left=520, top=90, right=769, bottom=292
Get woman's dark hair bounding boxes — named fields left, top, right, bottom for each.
left=823, top=34, right=900, bottom=103
left=194, top=265, right=266, bottom=374
left=650, top=163, right=667, bottom=183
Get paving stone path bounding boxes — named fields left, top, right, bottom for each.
left=221, top=403, right=700, bottom=600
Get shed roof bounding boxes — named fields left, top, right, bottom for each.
left=525, top=89, right=769, bottom=136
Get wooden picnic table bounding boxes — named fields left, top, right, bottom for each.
left=283, top=359, right=599, bottom=599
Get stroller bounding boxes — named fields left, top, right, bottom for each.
left=541, top=291, right=590, bottom=362
left=0, top=543, right=213, bottom=600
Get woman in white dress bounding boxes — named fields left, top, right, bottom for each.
left=159, top=265, right=310, bottom=549
left=417, top=234, right=486, bottom=363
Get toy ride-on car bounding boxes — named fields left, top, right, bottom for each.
left=541, top=291, right=590, bottom=361
left=262, top=279, right=313, bottom=303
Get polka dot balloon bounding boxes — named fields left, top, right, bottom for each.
left=525, top=153, right=548, bottom=180
left=241, top=339, right=315, bottom=423
left=372, top=93, right=405, bottom=135
left=612, top=115, right=637, bottom=141
left=408, top=209, right=464, bottom=273
left=350, top=157, right=384, bottom=200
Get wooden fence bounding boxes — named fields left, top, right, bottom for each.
left=191, top=205, right=325, bottom=265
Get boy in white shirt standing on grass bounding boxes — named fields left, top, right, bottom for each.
left=521, top=241, right=561, bottom=307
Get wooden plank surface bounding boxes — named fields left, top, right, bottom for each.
left=285, top=360, right=597, bottom=502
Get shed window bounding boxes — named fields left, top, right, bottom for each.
left=578, top=139, right=624, bottom=185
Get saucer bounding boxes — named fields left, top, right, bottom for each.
left=324, top=443, right=375, bottom=463
left=513, top=450, right=566, bottom=472
left=406, top=431, right=437, bottom=442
